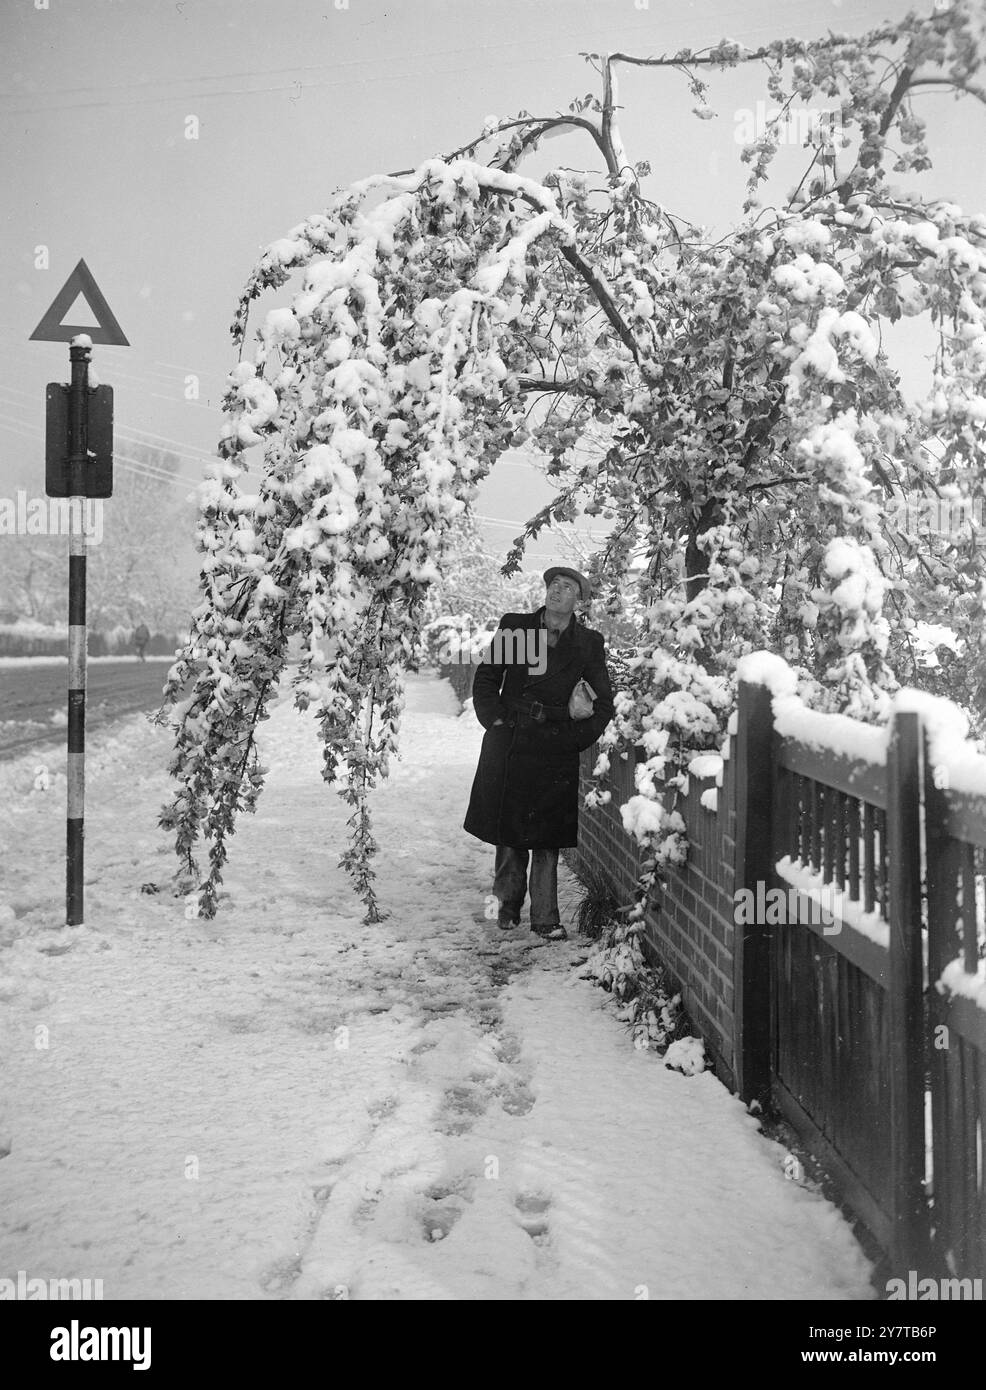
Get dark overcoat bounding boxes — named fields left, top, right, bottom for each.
left=463, top=607, right=616, bottom=849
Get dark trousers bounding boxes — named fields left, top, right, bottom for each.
left=493, top=846, right=561, bottom=928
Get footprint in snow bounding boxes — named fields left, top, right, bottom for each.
left=421, top=1196, right=465, bottom=1243
left=495, top=1075, right=536, bottom=1116
left=258, top=1252, right=302, bottom=1295
left=424, top=1174, right=475, bottom=1203
left=365, top=1094, right=399, bottom=1122
left=514, top=1192, right=552, bottom=1244
left=491, top=1032, right=522, bottom=1066
left=435, top=1081, right=487, bottom=1136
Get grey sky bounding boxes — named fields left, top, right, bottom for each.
left=2, top=0, right=983, bottom=572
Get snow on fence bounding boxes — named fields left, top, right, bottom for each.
left=569, top=657, right=986, bottom=1284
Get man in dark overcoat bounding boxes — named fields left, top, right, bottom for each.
left=463, top=566, right=616, bottom=940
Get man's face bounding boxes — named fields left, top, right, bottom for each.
left=545, top=576, right=579, bottom=616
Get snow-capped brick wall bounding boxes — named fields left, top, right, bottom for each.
left=567, top=736, right=739, bottom=1089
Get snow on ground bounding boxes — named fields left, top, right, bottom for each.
left=0, top=674, right=874, bottom=1299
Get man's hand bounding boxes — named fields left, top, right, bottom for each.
left=493, top=718, right=505, bottom=726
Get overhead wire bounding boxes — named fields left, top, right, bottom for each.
left=0, top=379, right=219, bottom=467
left=0, top=400, right=207, bottom=480
left=0, top=0, right=866, bottom=120
left=0, top=410, right=203, bottom=491
left=0, top=18, right=682, bottom=116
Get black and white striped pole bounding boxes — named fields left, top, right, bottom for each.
left=32, top=259, right=125, bottom=927
left=43, top=336, right=115, bottom=927
left=66, top=338, right=90, bottom=926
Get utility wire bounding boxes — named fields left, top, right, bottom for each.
left=0, top=20, right=673, bottom=115
left=0, top=0, right=866, bottom=120
left=0, top=411, right=201, bottom=490
left=0, top=380, right=219, bottom=465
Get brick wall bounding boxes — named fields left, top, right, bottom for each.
left=438, top=661, right=476, bottom=706
left=565, top=734, right=739, bottom=1090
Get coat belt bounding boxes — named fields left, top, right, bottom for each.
left=503, top=694, right=570, bottom=724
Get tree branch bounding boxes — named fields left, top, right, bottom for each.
left=389, top=114, right=613, bottom=180
left=600, top=59, right=621, bottom=177
left=744, top=472, right=811, bottom=494
left=558, top=242, right=640, bottom=364
left=517, top=375, right=596, bottom=395
left=606, top=25, right=905, bottom=74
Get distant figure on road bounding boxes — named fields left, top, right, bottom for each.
left=134, top=623, right=150, bottom=662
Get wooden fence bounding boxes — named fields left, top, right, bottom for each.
left=571, top=672, right=986, bottom=1283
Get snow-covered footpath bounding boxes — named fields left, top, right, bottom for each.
left=0, top=674, right=874, bottom=1300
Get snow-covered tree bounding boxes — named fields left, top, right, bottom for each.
left=160, top=2, right=986, bottom=922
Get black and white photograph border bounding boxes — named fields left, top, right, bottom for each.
left=0, top=0, right=984, bottom=1348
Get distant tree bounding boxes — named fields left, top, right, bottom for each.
left=0, top=440, right=200, bottom=636
left=420, top=512, right=543, bottom=627
left=1, top=543, right=62, bottom=626
left=161, top=3, right=986, bottom=921
left=84, top=442, right=199, bottom=635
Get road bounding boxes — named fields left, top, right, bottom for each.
left=0, top=659, right=176, bottom=760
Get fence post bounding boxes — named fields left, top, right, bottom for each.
left=885, top=709, right=930, bottom=1276
left=732, top=679, right=776, bottom=1105
left=922, top=726, right=963, bottom=1278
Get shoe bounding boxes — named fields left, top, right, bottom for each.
left=497, top=912, right=521, bottom=930
left=531, top=923, right=568, bottom=941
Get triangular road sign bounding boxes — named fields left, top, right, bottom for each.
left=30, top=259, right=130, bottom=346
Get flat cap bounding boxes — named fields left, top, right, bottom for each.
left=543, top=566, right=592, bottom=602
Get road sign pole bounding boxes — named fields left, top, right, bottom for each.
left=66, top=339, right=90, bottom=926
left=33, top=261, right=125, bottom=926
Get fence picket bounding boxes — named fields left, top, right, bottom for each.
left=848, top=796, right=861, bottom=902
left=811, top=780, right=823, bottom=872
left=823, top=783, right=836, bottom=884
left=962, top=844, right=978, bottom=974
